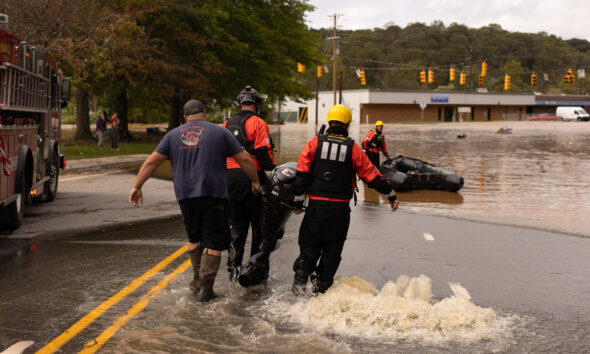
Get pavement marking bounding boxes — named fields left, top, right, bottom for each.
left=60, top=171, right=121, bottom=182
left=1, top=341, right=34, bottom=354
left=80, top=259, right=191, bottom=353
left=423, top=232, right=435, bottom=241
left=36, top=245, right=188, bottom=354
left=449, top=282, right=472, bottom=300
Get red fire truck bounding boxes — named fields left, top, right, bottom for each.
left=0, top=15, right=70, bottom=230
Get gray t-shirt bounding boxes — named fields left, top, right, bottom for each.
left=156, top=120, right=243, bottom=201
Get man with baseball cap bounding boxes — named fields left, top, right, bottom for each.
left=129, top=99, right=261, bottom=301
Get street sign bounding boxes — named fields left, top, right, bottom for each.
left=419, top=102, right=427, bottom=110
left=578, top=69, right=585, bottom=78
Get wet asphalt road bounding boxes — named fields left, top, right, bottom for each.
left=0, top=194, right=589, bottom=353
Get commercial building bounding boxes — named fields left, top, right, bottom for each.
left=278, top=89, right=590, bottom=124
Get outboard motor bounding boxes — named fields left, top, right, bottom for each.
left=238, top=162, right=298, bottom=287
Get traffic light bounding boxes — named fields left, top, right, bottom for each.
left=481, top=61, right=487, bottom=77
left=428, top=69, right=434, bottom=83
left=504, top=74, right=511, bottom=91
left=478, top=75, right=484, bottom=87
left=565, top=68, right=575, bottom=83
left=360, top=69, right=366, bottom=86
left=420, top=69, right=426, bottom=84
left=297, top=62, right=305, bottom=73
left=531, top=72, right=537, bottom=86
left=317, top=65, right=322, bottom=77
left=449, top=67, right=456, bottom=81
left=460, top=72, right=466, bottom=85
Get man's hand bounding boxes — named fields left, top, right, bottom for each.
left=129, top=187, right=143, bottom=207
left=389, top=199, right=400, bottom=211
left=251, top=181, right=262, bottom=196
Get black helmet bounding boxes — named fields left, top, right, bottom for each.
left=237, top=85, right=262, bottom=105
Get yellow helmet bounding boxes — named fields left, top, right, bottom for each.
left=375, top=120, right=384, bottom=126
left=327, top=105, right=352, bottom=125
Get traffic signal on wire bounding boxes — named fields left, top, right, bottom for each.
left=420, top=69, right=426, bottom=84
left=478, top=75, right=484, bottom=87
left=360, top=69, right=366, bottom=86
left=531, top=72, right=536, bottom=86
left=449, top=67, right=456, bottom=81
left=504, top=74, right=511, bottom=91
left=428, top=69, right=434, bottom=83
left=460, top=72, right=466, bottom=85
left=565, top=68, right=575, bottom=83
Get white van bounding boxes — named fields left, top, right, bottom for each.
left=556, top=106, right=590, bottom=121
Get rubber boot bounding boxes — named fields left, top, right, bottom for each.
left=228, top=266, right=241, bottom=283
left=189, top=244, right=204, bottom=293
left=197, top=251, right=221, bottom=302
left=310, top=274, right=331, bottom=296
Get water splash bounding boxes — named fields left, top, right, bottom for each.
left=284, top=275, right=517, bottom=345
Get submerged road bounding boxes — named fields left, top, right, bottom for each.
left=0, top=170, right=589, bottom=353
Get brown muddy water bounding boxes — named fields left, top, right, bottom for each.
left=271, top=121, right=590, bottom=238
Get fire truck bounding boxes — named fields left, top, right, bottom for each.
left=0, top=14, right=70, bottom=231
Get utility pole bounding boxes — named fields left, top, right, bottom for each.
left=468, top=48, right=473, bottom=92
left=327, top=13, right=339, bottom=105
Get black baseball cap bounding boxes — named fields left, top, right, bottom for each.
left=183, top=99, right=204, bottom=116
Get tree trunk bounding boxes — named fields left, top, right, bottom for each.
left=75, top=85, right=92, bottom=140
left=168, top=94, right=183, bottom=130
left=115, top=85, right=131, bottom=141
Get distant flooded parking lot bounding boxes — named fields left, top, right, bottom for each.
left=269, top=121, right=590, bottom=237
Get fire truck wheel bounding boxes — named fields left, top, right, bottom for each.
left=37, top=150, right=59, bottom=202
left=0, top=172, right=26, bottom=230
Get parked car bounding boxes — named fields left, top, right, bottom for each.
left=528, top=113, right=561, bottom=121
left=556, top=106, right=590, bottom=121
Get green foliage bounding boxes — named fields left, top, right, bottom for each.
left=309, top=22, right=590, bottom=93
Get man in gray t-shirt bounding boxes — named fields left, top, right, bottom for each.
left=129, top=99, right=260, bottom=301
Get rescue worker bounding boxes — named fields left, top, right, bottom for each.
left=362, top=120, right=390, bottom=168
left=291, top=105, right=400, bottom=296
left=129, top=99, right=261, bottom=302
left=223, top=86, right=276, bottom=282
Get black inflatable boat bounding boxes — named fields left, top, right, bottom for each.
left=380, top=155, right=464, bottom=192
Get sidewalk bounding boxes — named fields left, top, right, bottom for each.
left=65, top=154, right=149, bottom=173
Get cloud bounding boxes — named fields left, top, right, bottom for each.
left=306, top=0, right=590, bottom=40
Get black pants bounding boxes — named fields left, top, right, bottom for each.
left=227, top=168, right=263, bottom=269
left=366, top=151, right=380, bottom=168
left=293, top=199, right=351, bottom=291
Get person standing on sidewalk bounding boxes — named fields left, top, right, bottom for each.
left=129, top=99, right=261, bottom=302
left=222, top=85, right=275, bottom=282
left=110, top=112, right=120, bottom=151
left=96, top=111, right=107, bottom=149
left=362, top=121, right=390, bottom=168
left=291, top=105, right=399, bottom=296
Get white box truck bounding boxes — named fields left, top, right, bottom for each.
left=556, top=106, right=590, bottom=121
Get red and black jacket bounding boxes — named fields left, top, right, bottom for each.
left=295, top=126, right=395, bottom=203
left=363, top=129, right=388, bottom=155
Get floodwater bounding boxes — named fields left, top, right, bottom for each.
left=1, top=121, right=589, bottom=353
left=272, top=121, right=590, bottom=237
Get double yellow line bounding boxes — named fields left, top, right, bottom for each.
left=37, top=246, right=190, bottom=353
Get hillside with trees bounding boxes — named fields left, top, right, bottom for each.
left=300, top=22, right=590, bottom=95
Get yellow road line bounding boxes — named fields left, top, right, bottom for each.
left=80, top=259, right=191, bottom=353
left=36, top=246, right=188, bottom=354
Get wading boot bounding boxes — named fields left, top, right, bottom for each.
left=228, top=266, right=241, bottom=283
left=310, top=274, right=331, bottom=296
left=189, top=244, right=205, bottom=294
left=197, top=251, right=221, bottom=302
left=292, top=273, right=308, bottom=297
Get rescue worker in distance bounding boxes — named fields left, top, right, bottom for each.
left=292, top=105, right=400, bottom=296
left=223, top=86, right=276, bottom=282
left=362, top=120, right=390, bottom=168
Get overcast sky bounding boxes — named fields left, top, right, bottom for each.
left=306, top=0, right=590, bottom=41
